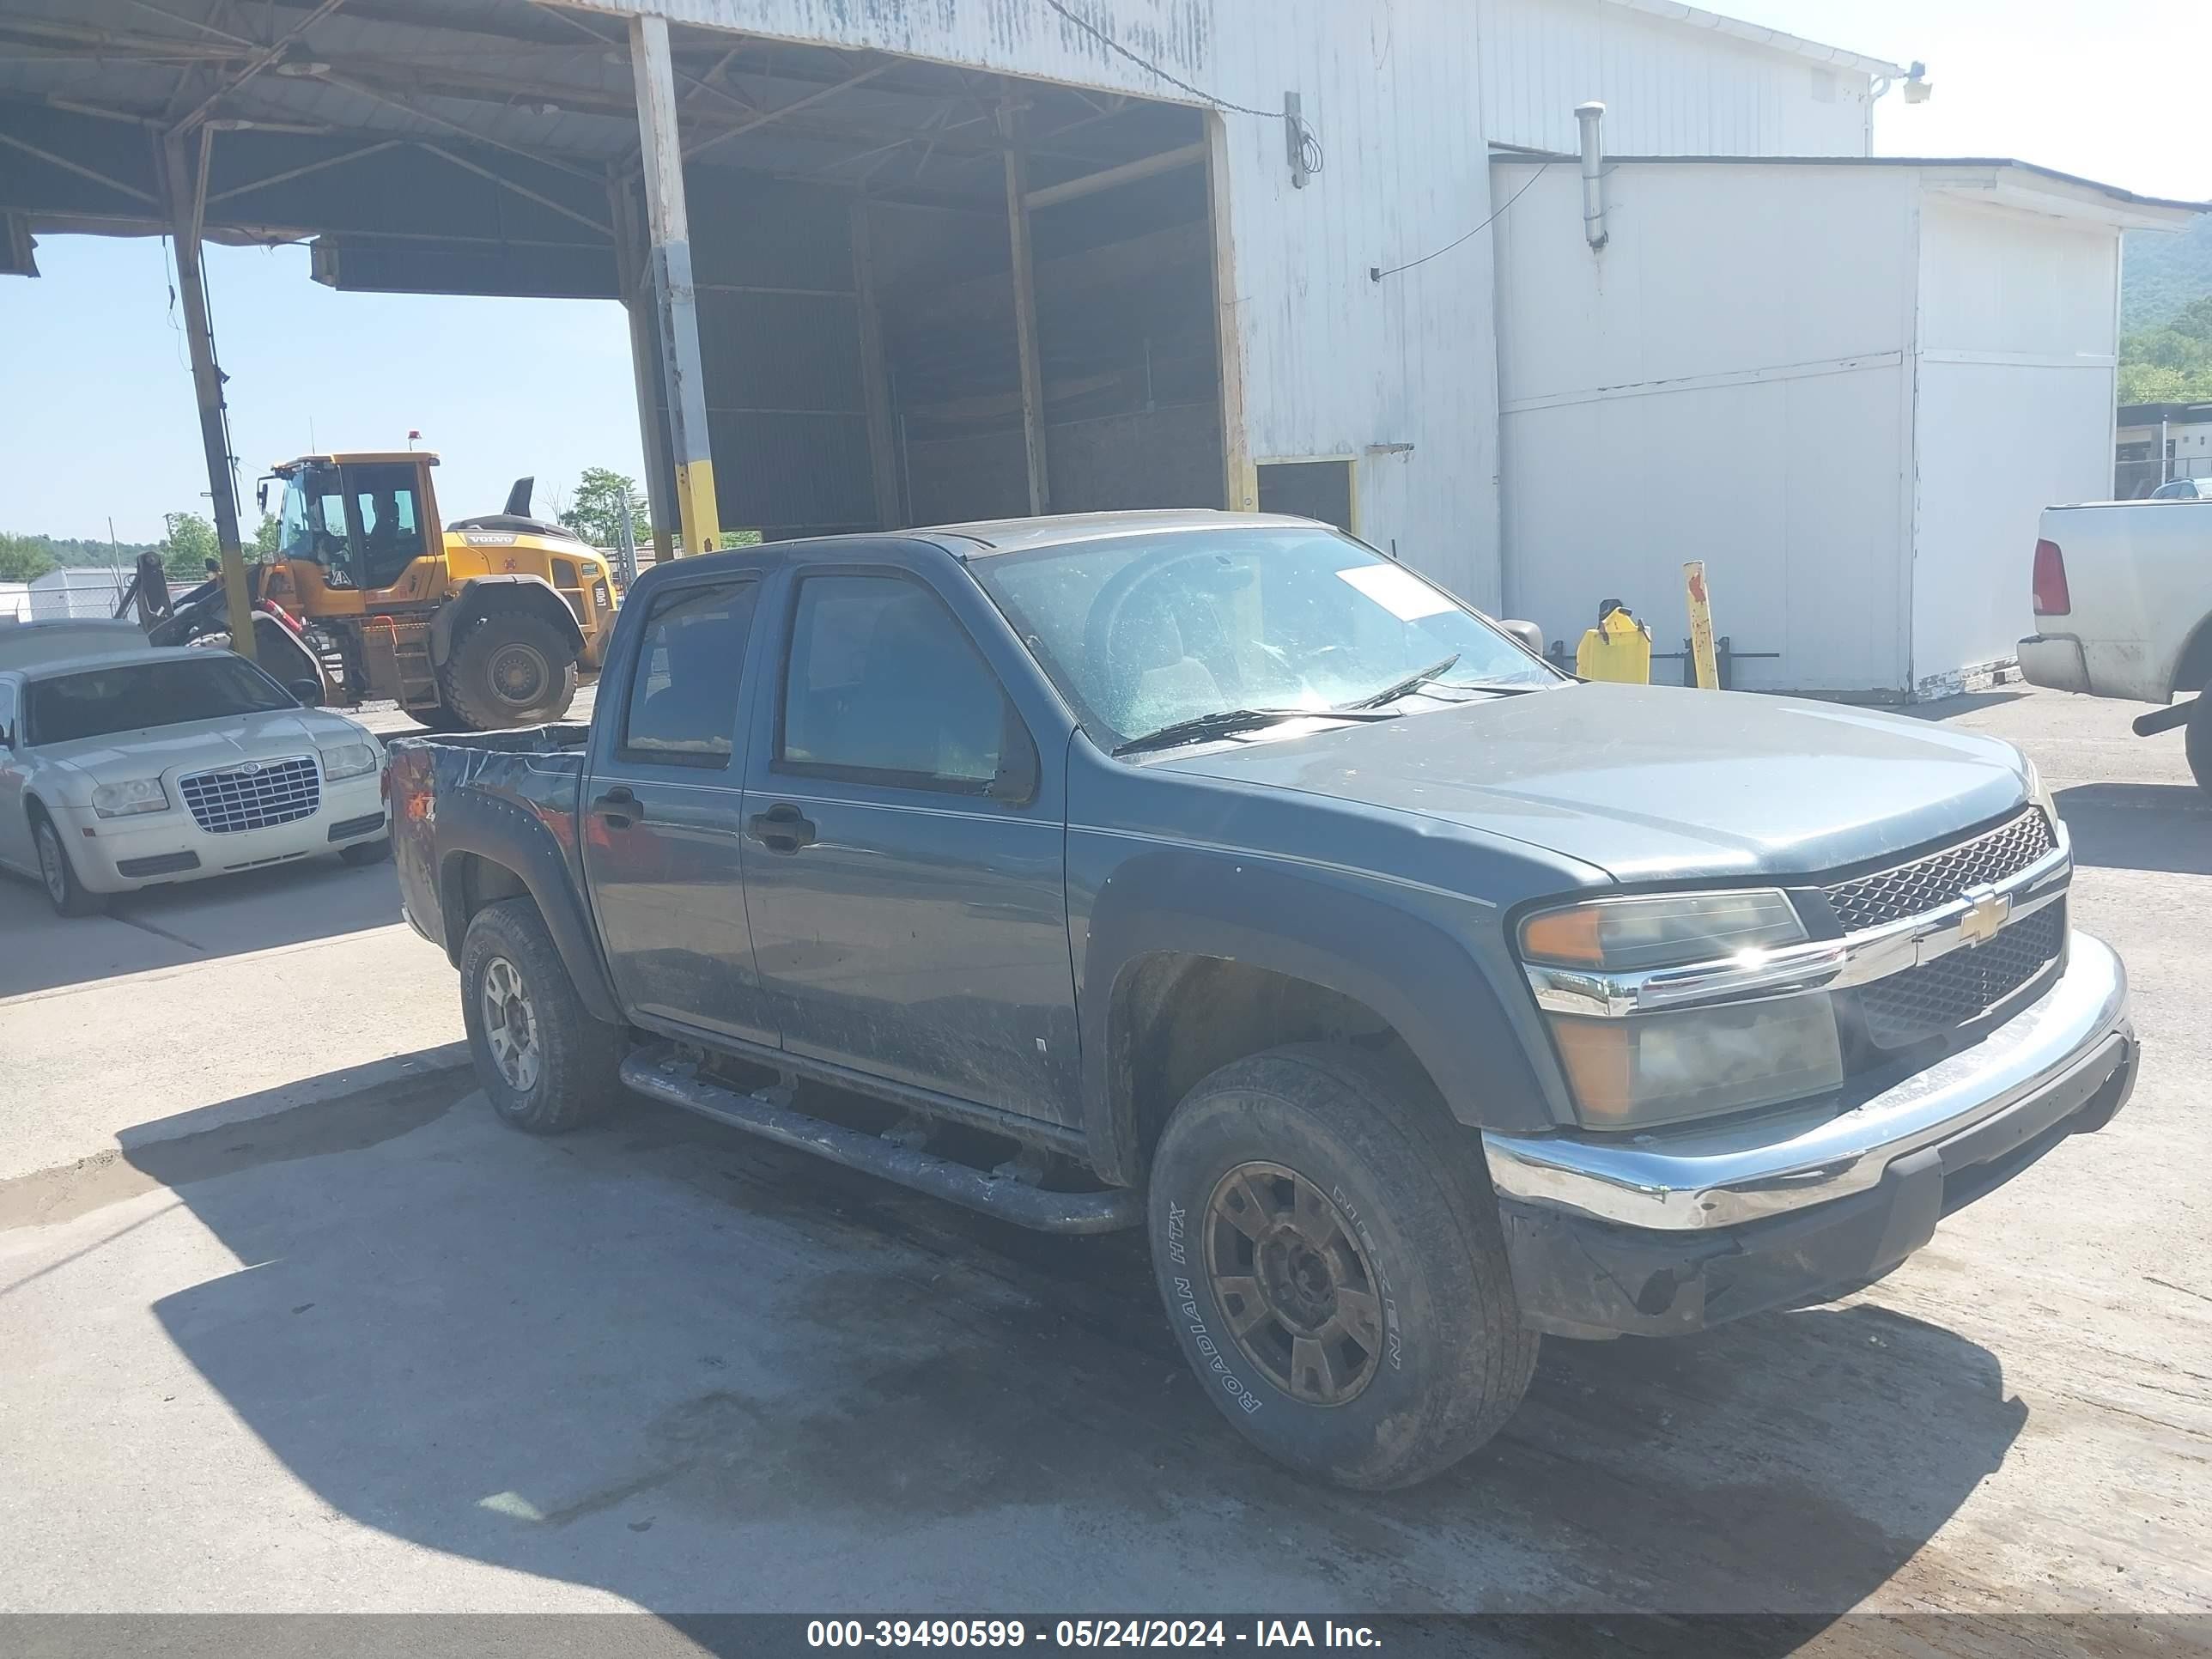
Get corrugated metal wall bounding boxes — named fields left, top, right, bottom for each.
left=1476, top=0, right=1875, bottom=156
left=588, top=0, right=1886, bottom=604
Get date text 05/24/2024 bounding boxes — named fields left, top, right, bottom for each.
left=806, top=1620, right=1382, bottom=1650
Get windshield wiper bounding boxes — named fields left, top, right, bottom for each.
left=1342, top=653, right=1460, bottom=710
left=1114, top=706, right=1396, bottom=757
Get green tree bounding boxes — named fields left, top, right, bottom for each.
left=252, top=513, right=282, bottom=560
left=2118, top=294, right=2212, bottom=404
left=0, top=532, right=58, bottom=583
left=160, top=512, right=220, bottom=582
left=557, top=468, right=649, bottom=550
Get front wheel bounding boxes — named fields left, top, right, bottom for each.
left=33, top=811, right=106, bottom=918
left=1147, top=1045, right=1537, bottom=1490
left=459, top=898, right=623, bottom=1133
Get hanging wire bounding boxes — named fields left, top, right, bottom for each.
left=1038, top=0, right=1320, bottom=174
left=1370, top=161, right=1550, bottom=283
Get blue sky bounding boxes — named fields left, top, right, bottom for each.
left=4, top=1, right=2207, bottom=544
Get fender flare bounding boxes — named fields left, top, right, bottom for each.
left=434, top=785, right=621, bottom=1023
left=431, top=575, right=585, bottom=666
left=1077, top=848, right=1559, bottom=1186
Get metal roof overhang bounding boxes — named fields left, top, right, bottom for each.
left=1490, top=147, right=2209, bottom=233
left=0, top=0, right=1199, bottom=298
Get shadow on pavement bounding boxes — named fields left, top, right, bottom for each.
left=0, top=852, right=401, bottom=1000
left=2055, top=782, right=2212, bottom=876
left=106, top=1059, right=2029, bottom=1632
left=1893, top=690, right=2030, bottom=721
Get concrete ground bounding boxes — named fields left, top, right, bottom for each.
left=0, top=685, right=2205, bottom=1626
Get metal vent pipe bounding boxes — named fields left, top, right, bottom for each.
left=1574, top=100, right=1607, bottom=251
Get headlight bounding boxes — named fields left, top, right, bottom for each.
left=91, top=778, right=168, bottom=818
left=1520, top=890, right=1807, bottom=972
left=319, top=740, right=380, bottom=781
left=593, top=580, right=612, bottom=611
left=1520, top=890, right=1842, bottom=1128
left=1547, top=999, right=1844, bottom=1129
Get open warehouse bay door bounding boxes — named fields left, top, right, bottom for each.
left=641, top=59, right=1226, bottom=542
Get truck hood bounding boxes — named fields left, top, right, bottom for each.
left=38, top=708, right=374, bottom=792
left=1152, top=682, right=2031, bottom=884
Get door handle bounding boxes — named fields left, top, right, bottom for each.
left=592, top=786, right=640, bottom=829
left=746, top=802, right=817, bottom=853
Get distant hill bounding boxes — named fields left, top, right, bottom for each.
left=2124, top=215, right=2212, bottom=331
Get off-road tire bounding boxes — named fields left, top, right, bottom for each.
left=30, top=805, right=106, bottom=918
left=1147, top=1044, right=1538, bottom=1490
left=459, top=897, right=623, bottom=1133
left=2187, top=682, right=2210, bottom=797
left=438, top=609, right=579, bottom=730
left=338, top=837, right=392, bottom=867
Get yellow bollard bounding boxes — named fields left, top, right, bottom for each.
left=1684, top=561, right=1720, bottom=690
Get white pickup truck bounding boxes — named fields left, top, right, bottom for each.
left=2018, top=498, right=2212, bottom=793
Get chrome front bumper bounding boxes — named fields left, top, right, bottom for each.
left=1484, top=931, right=2133, bottom=1233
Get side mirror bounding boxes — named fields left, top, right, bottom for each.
left=289, top=678, right=325, bottom=708
left=987, top=704, right=1040, bottom=805
left=257, top=480, right=270, bottom=513
left=1498, top=618, right=1545, bottom=656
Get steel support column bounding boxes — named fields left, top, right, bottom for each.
left=611, top=172, right=678, bottom=564
left=629, top=15, right=720, bottom=556
left=159, top=127, right=255, bottom=659
left=999, top=101, right=1049, bottom=516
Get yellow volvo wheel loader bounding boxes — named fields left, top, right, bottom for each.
left=138, top=453, right=620, bottom=731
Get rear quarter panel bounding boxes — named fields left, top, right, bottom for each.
left=2040, top=501, right=2212, bottom=701
left=388, top=726, right=590, bottom=955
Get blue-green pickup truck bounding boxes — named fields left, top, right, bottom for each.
left=389, top=510, right=2137, bottom=1489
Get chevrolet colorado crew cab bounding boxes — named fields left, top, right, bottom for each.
left=391, top=510, right=2138, bottom=1490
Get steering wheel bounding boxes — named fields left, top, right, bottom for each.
left=1082, top=545, right=1246, bottom=721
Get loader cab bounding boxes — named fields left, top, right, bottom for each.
left=268, top=453, right=446, bottom=611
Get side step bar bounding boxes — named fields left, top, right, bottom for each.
left=619, top=1049, right=1143, bottom=1235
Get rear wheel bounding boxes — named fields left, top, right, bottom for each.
left=438, top=608, right=578, bottom=730
left=2186, top=681, right=2210, bottom=797
left=31, top=809, right=106, bottom=918
left=459, top=897, right=623, bottom=1133
left=1147, top=1045, right=1538, bottom=1490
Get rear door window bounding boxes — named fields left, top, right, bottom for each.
left=619, top=580, right=759, bottom=767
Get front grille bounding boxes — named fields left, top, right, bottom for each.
left=1824, top=810, right=2056, bottom=933
left=1858, top=903, right=2064, bottom=1050
left=178, top=756, right=320, bottom=835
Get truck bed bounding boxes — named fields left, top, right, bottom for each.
left=386, top=722, right=592, bottom=959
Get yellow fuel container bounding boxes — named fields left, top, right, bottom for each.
left=1575, top=602, right=1652, bottom=684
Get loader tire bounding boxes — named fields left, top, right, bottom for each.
left=438, top=609, right=578, bottom=730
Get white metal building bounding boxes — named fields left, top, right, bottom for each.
left=6, top=0, right=2197, bottom=699
left=1493, top=154, right=2197, bottom=697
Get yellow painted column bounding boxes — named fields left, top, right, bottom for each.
left=1684, top=561, right=1720, bottom=690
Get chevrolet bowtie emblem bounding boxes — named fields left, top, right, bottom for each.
left=1959, top=887, right=2010, bottom=945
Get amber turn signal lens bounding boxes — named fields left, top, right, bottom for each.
left=1519, top=905, right=1607, bottom=966
left=1548, top=1018, right=1636, bottom=1124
